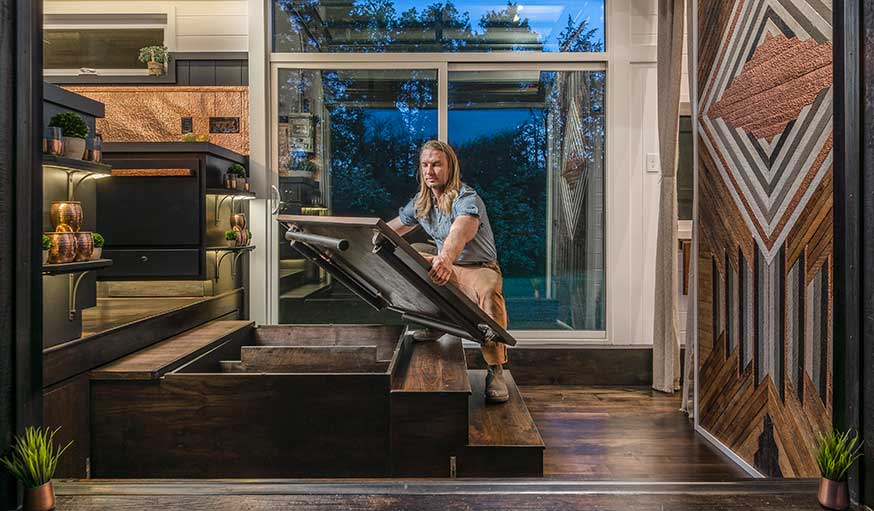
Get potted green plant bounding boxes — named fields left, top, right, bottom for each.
left=42, top=235, right=51, bottom=265
left=138, top=45, right=169, bottom=76
left=229, top=163, right=248, bottom=191
left=816, top=428, right=864, bottom=510
left=247, top=229, right=253, bottom=246
left=225, top=230, right=238, bottom=247
left=91, top=232, right=105, bottom=260
left=0, top=426, right=72, bottom=511
left=48, top=112, right=89, bottom=160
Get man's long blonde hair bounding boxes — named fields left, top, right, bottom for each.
left=415, top=140, right=462, bottom=219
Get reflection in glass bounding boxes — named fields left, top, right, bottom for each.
left=272, top=0, right=605, bottom=53
left=276, top=68, right=437, bottom=324
left=44, top=29, right=164, bottom=70
left=449, top=70, right=606, bottom=330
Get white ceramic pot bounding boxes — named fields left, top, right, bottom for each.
left=42, top=250, right=49, bottom=265
left=227, top=239, right=236, bottom=247
left=91, top=247, right=103, bottom=260
left=62, top=137, right=86, bottom=160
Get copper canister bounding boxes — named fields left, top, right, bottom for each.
left=818, top=478, right=849, bottom=510
left=47, top=232, right=77, bottom=264
left=230, top=213, right=247, bottom=230
left=23, top=482, right=55, bottom=511
left=74, top=232, right=94, bottom=261
left=50, top=201, right=83, bottom=232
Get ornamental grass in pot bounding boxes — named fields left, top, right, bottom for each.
left=1, top=426, right=72, bottom=511
left=816, top=429, right=863, bottom=510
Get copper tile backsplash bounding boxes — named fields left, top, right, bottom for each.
left=66, top=86, right=249, bottom=155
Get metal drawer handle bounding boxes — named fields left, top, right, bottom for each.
left=140, top=256, right=149, bottom=263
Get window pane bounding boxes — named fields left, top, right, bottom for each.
left=272, top=1, right=604, bottom=53
left=44, top=29, right=164, bottom=70
left=449, top=70, right=606, bottom=330
left=276, top=68, right=437, bottom=324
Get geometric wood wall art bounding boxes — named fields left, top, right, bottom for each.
left=725, top=251, right=737, bottom=359
left=786, top=252, right=805, bottom=403
left=805, top=260, right=830, bottom=404
left=699, top=0, right=833, bottom=264
left=697, top=0, right=832, bottom=478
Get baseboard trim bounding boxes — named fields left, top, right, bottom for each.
left=695, top=425, right=765, bottom=478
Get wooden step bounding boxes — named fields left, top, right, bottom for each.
left=392, top=334, right=471, bottom=392
left=458, top=369, right=545, bottom=477
left=390, top=334, right=472, bottom=476
left=255, top=324, right=403, bottom=361
left=91, top=320, right=254, bottom=381
left=238, top=345, right=386, bottom=373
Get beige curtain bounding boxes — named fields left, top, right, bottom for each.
left=653, top=0, right=684, bottom=393
left=680, top=0, right=695, bottom=416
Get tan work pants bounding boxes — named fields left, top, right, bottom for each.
left=418, top=247, right=509, bottom=366
left=450, top=262, right=509, bottom=366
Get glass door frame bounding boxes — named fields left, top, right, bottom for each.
left=266, top=58, right=609, bottom=343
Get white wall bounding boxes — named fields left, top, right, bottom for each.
left=44, top=0, right=249, bottom=52
left=605, top=0, right=662, bottom=345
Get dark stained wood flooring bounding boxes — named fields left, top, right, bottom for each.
left=81, top=297, right=208, bottom=336
left=519, top=385, right=749, bottom=480
left=54, top=480, right=820, bottom=510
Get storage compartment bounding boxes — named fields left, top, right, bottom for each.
left=100, top=248, right=201, bottom=278
left=91, top=323, right=406, bottom=478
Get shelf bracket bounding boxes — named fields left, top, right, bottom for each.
left=213, top=249, right=248, bottom=281
left=68, top=271, right=91, bottom=321
left=214, top=195, right=237, bottom=225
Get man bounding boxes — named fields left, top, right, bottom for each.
left=387, top=140, right=510, bottom=404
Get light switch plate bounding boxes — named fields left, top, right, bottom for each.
left=646, top=153, right=660, bottom=173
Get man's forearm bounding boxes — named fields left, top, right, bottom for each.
left=440, top=217, right=478, bottom=263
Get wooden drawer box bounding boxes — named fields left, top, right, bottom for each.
left=100, top=248, right=202, bottom=279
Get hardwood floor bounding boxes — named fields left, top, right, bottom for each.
left=54, top=480, right=820, bottom=510
left=519, top=385, right=749, bottom=480
left=81, top=296, right=208, bottom=336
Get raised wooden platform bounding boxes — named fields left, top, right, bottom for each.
left=90, top=324, right=544, bottom=478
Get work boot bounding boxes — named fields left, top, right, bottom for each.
left=485, top=364, right=509, bottom=404
left=410, top=327, right=440, bottom=342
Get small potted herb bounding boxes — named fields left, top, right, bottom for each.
left=0, top=426, right=72, bottom=511
left=48, top=112, right=89, bottom=160
left=41, top=235, right=52, bottom=265
left=225, top=230, right=238, bottom=247
left=816, top=429, right=864, bottom=510
left=230, top=163, right=248, bottom=191
left=91, top=232, right=105, bottom=260
left=246, top=229, right=253, bottom=246
left=138, top=45, right=169, bottom=76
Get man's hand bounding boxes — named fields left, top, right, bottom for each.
left=429, top=255, right=454, bottom=286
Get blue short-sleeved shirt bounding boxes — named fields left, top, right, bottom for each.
left=398, top=184, right=498, bottom=265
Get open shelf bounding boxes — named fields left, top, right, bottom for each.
left=206, top=188, right=256, bottom=198
left=43, top=154, right=112, bottom=175
left=42, top=258, right=113, bottom=276
left=206, top=245, right=256, bottom=252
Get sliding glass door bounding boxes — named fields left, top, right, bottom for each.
left=269, top=62, right=606, bottom=337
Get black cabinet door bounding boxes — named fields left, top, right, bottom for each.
left=100, top=249, right=202, bottom=279
left=97, top=158, right=203, bottom=247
